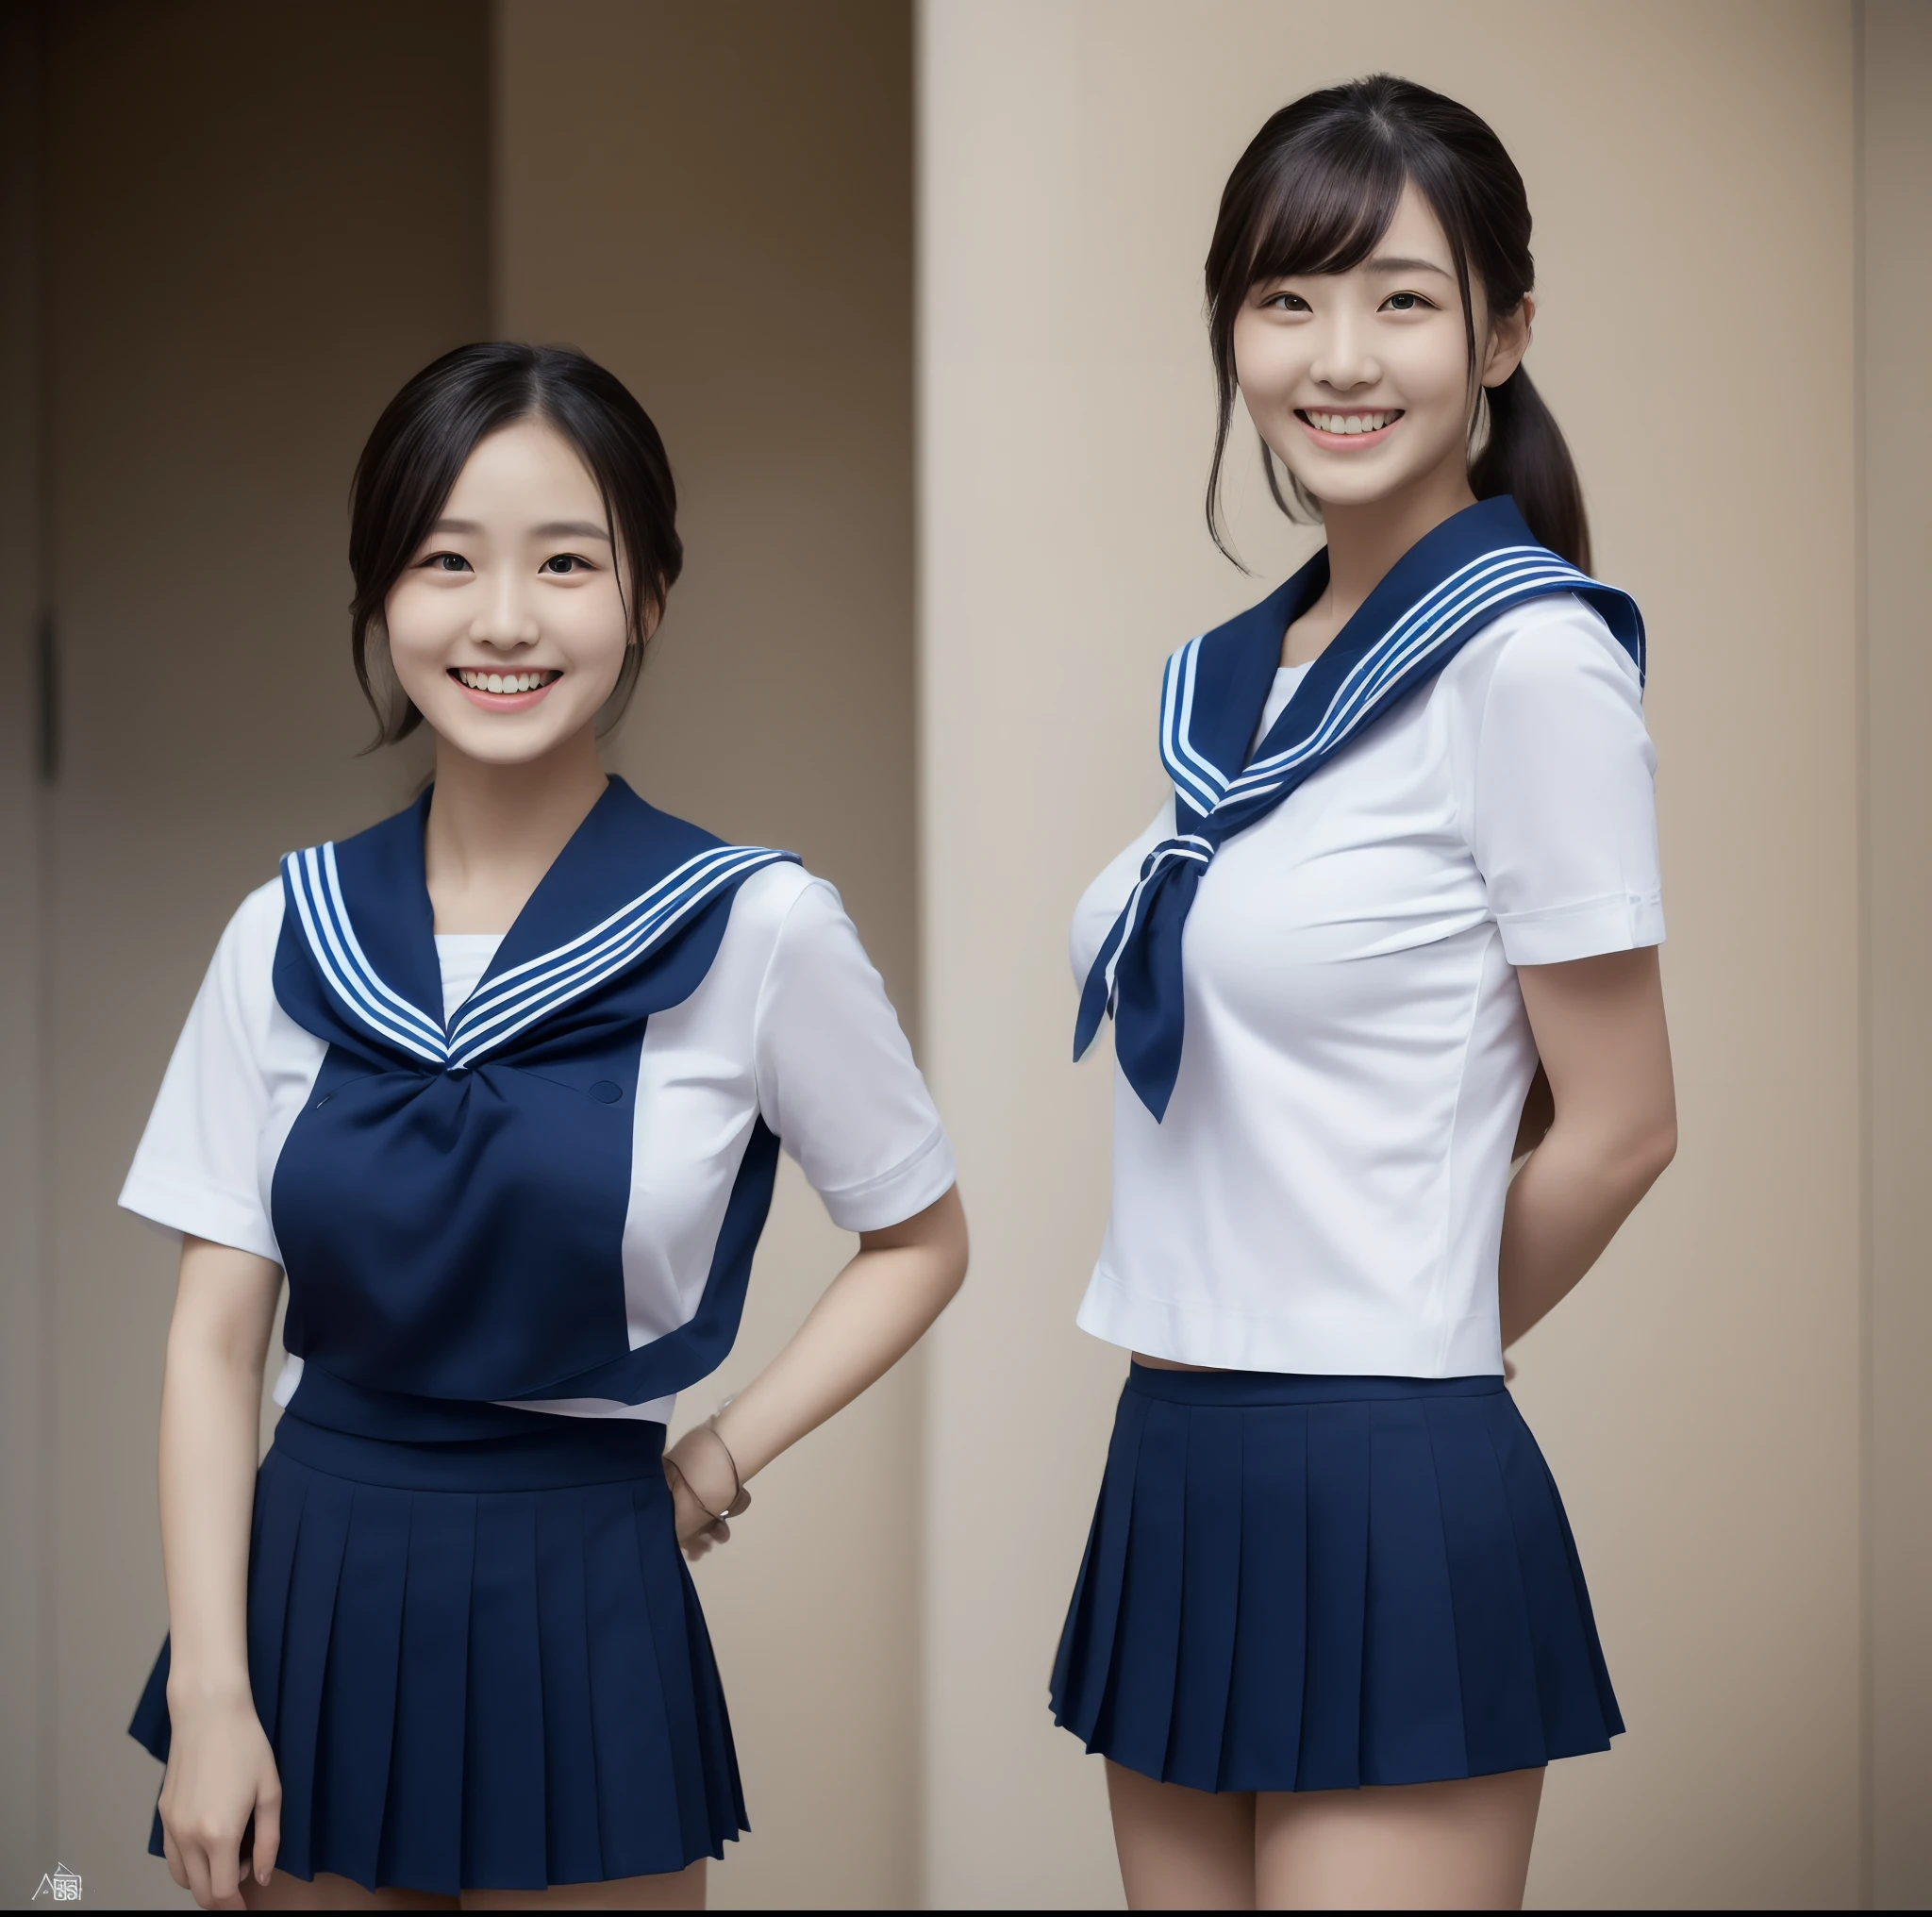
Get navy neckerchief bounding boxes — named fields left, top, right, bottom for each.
left=277, top=775, right=798, bottom=1073
left=1074, top=496, right=1645, bottom=1121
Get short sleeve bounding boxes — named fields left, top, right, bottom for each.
left=753, top=880, right=957, bottom=1232
left=118, top=879, right=312, bottom=1262
left=1466, top=598, right=1666, bottom=966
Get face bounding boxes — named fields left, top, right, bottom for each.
left=384, top=418, right=642, bottom=764
left=1231, top=181, right=1530, bottom=513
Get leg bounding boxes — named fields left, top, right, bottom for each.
left=1254, top=1768, right=1543, bottom=1911
left=1107, top=1759, right=1257, bottom=1910
left=244, top=1871, right=456, bottom=1910
left=463, top=1860, right=706, bottom=1910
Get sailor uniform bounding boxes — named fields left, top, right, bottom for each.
left=1053, top=500, right=1656, bottom=1788
left=122, top=776, right=955, bottom=1892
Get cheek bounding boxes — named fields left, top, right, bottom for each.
left=1233, top=325, right=1302, bottom=408
left=1391, top=327, right=1473, bottom=415
left=380, top=582, right=453, bottom=681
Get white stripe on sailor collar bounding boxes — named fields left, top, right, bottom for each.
left=282, top=841, right=791, bottom=1072
left=1160, top=545, right=1591, bottom=823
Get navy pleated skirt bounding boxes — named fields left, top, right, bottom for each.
left=129, top=1403, right=745, bottom=1893
left=1050, top=1365, right=1622, bottom=1793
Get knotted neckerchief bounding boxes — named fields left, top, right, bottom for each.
left=1074, top=497, right=1645, bottom=1121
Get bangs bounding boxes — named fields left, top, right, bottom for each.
left=1236, top=128, right=1409, bottom=288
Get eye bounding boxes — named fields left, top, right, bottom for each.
left=541, top=554, right=591, bottom=575
left=423, top=552, right=471, bottom=574
left=1261, top=291, right=1311, bottom=312
left=1380, top=291, right=1435, bottom=313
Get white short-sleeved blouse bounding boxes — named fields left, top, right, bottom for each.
left=1072, top=593, right=1664, bottom=1378
left=122, top=861, right=956, bottom=1422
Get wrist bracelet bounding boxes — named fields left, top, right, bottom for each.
left=667, top=1421, right=750, bottom=1525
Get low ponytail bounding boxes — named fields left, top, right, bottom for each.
left=1470, top=364, right=1590, bottom=574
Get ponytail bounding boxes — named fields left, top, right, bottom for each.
left=1470, top=364, right=1590, bottom=574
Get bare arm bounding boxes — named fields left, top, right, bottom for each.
left=664, top=1185, right=968, bottom=1550
left=1501, top=949, right=1676, bottom=1348
left=156, top=1236, right=284, bottom=1909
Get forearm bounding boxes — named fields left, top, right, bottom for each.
left=1498, top=1115, right=1673, bottom=1346
left=705, top=1186, right=967, bottom=1485
left=159, top=1242, right=278, bottom=1703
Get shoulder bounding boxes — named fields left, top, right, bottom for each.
left=709, top=861, right=862, bottom=1000
left=1438, top=592, right=1644, bottom=718
left=217, top=875, right=291, bottom=979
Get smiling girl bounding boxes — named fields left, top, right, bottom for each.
left=1053, top=78, right=1675, bottom=1909
left=121, top=344, right=965, bottom=1910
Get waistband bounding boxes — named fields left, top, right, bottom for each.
left=272, top=1407, right=667, bottom=1492
left=1124, top=1362, right=1507, bottom=1409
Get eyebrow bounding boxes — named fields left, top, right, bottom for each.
left=428, top=517, right=612, bottom=541
left=1363, top=254, right=1455, bottom=278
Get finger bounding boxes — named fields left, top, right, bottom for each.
left=181, top=1838, right=216, bottom=1910
left=162, top=1824, right=191, bottom=1892
left=253, top=1784, right=282, bottom=1887
left=208, top=1826, right=245, bottom=1908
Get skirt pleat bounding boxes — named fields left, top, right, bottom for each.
left=534, top=1490, right=608, bottom=1883
left=463, top=1493, right=550, bottom=1887
left=1050, top=1367, right=1622, bottom=1794
left=314, top=1483, right=409, bottom=1891
left=1050, top=1384, right=1150, bottom=1734
left=377, top=1486, right=475, bottom=1892
left=1221, top=1407, right=1307, bottom=1789
left=272, top=1469, right=353, bottom=1881
left=129, top=1411, right=746, bottom=1895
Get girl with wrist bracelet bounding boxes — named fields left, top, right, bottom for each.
left=121, top=343, right=966, bottom=1911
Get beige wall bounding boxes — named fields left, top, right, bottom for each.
left=492, top=4, right=921, bottom=1907
left=25, top=4, right=488, bottom=1902
left=1861, top=2, right=1932, bottom=1905
left=916, top=2, right=1870, bottom=1907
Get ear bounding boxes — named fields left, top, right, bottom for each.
left=1482, top=292, right=1535, bottom=389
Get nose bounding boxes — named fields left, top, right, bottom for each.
left=1307, top=308, right=1381, bottom=394
left=471, top=564, right=541, bottom=652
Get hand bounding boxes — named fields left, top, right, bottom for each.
left=158, top=1686, right=281, bottom=1909
left=663, top=1424, right=748, bottom=1562
left=665, top=1459, right=733, bottom=1560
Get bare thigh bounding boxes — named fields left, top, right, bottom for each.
left=1107, top=1759, right=1257, bottom=1909
left=242, top=1861, right=705, bottom=1911
left=1255, top=1769, right=1544, bottom=1910
left=464, top=1861, right=706, bottom=1910
left=243, top=1871, right=455, bottom=1911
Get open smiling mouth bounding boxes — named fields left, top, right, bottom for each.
left=1295, top=408, right=1404, bottom=441
left=449, top=667, right=562, bottom=698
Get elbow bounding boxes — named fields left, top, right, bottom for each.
left=1619, top=1106, right=1677, bottom=1196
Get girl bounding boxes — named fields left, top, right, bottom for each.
left=1053, top=77, right=1675, bottom=1909
left=122, top=343, right=966, bottom=1911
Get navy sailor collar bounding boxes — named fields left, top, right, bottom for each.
left=1077, top=495, right=1645, bottom=1120
left=278, top=776, right=797, bottom=1073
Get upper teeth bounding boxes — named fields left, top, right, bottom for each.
left=1307, top=410, right=1398, bottom=435
left=458, top=669, right=551, bottom=693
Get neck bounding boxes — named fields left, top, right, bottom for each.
left=424, top=725, right=609, bottom=934
left=1316, top=458, right=1478, bottom=635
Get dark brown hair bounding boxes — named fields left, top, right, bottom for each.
left=1205, top=75, right=1590, bottom=573
left=348, top=342, right=684, bottom=745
